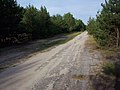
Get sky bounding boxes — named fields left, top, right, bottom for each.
left=17, top=0, right=105, bottom=24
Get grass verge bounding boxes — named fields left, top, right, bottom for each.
left=86, top=35, right=120, bottom=90
left=44, top=32, right=81, bottom=48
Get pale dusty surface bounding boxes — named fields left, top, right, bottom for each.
left=0, top=31, right=102, bottom=90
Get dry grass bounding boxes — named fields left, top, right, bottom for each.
left=72, top=75, right=88, bottom=80
left=85, top=35, right=120, bottom=61
left=84, top=35, right=100, bottom=54
left=85, top=35, right=119, bottom=90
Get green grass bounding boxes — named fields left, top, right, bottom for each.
left=45, top=32, right=81, bottom=46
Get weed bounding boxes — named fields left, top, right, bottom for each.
left=102, top=61, right=116, bottom=76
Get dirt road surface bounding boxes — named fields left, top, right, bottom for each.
left=0, top=31, right=102, bottom=90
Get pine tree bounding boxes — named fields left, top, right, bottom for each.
left=0, top=0, right=23, bottom=35
left=75, top=19, right=85, bottom=31
left=63, top=13, right=75, bottom=32
left=87, top=0, right=120, bottom=47
left=21, top=6, right=51, bottom=39
left=100, top=0, right=120, bottom=47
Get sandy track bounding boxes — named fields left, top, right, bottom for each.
left=0, top=31, right=102, bottom=90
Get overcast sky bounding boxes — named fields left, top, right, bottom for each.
left=17, top=0, right=105, bottom=24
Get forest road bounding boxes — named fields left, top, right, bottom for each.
left=0, top=31, right=102, bottom=90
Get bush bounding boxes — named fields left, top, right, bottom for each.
left=102, top=61, right=116, bottom=76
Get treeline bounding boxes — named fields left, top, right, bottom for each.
left=87, top=0, right=120, bottom=48
left=0, top=0, right=85, bottom=48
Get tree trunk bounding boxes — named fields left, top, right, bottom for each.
left=116, top=27, right=119, bottom=48
left=115, top=62, right=120, bottom=90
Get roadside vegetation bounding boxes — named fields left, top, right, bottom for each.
left=87, top=0, right=120, bottom=89
left=44, top=32, right=81, bottom=48
left=0, top=0, right=85, bottom=48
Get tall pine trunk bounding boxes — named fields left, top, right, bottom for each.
left=116, top=27, right=119, bottom=48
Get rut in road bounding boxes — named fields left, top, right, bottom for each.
left=0, top=31, right=102, bottom=90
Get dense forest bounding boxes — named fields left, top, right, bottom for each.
left=0, top=0, right=86, bottom=48
left=87, top=0, right=120, bottom=48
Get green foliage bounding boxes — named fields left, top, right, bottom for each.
left=0, top=0, right=23, bottom=35
left=0, top=0, right=26, bottom=47
left=50, top=14, right=66, bottom=34
left=21, top=5, right=50, bottom=39
left=87, top=17, right=108, bottom=46
left=102, top=61, right=116, bottom=76
left=74, top=19, right=86, bottom=31
left=63, top=12, right=75, bottom=32
left=87, top=0, right=120, bottom=47
left=21, top=5, right=38, bottom=33
left=87, top=17, right=97, bottom=35
left=50, top=13, right=86, bottom=34
left=0, top=1, right=85, bottom=47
